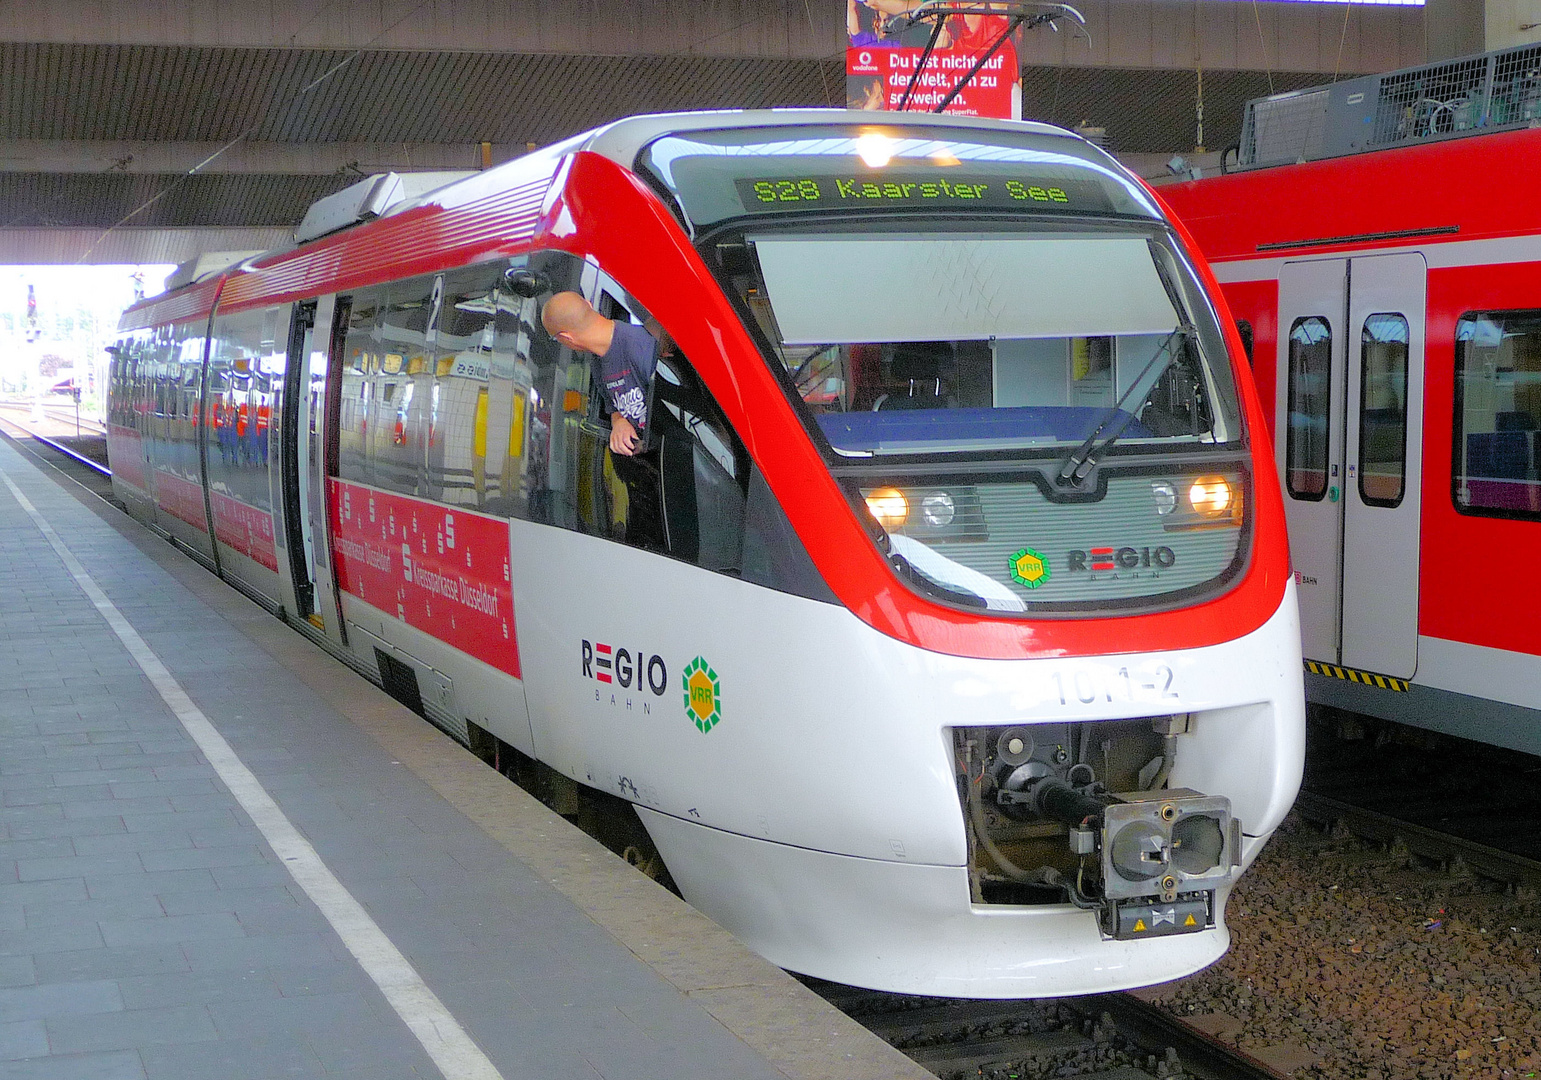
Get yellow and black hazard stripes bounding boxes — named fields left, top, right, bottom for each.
left=1304, top=660, right=1409, bottom=692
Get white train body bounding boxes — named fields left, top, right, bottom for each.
left=111, top=111, right=1304, bottom=997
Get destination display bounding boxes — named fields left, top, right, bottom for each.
left=735, top=174, right=1115, bottom=214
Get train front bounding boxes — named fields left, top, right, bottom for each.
left=608, top=119, right=1303, bottom=997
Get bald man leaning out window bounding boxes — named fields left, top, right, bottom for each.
left=540, top=291, right=665, bottom=456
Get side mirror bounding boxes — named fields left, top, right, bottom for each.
left=504, top=268, right=548, bottom=298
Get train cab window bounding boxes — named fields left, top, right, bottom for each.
left=1358, top=314, right=1409, bottom=508
left=1236, top=319, right=1255, bottom=368
left=1285, top=316, right=1332, bottom=501
left=1454, top=310, right=1541, bottom=518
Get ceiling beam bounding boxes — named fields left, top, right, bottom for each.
left=0, top=0, right=1424, bottom=74
left=0, top=141, right=521, bottom=175
left=0, top=227, right=291, bottom=265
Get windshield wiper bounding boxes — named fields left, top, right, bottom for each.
left=1055, top=325, right=1190, bottom=487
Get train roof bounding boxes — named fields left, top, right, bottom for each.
left=364, top=109, right=1102, bottom=232
left=1158, top=125, right=1541, bottom=265
left=122, top=109, right=1112, bottom=329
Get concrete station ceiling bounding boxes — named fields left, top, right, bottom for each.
left=0, top=0, right=1425, bottom=262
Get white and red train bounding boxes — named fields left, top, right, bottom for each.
left=110, top=110, right=1303, bottom=997
left=1161, top=101, right=1541, bottom=758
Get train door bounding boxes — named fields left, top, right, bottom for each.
left=1340, top=253, right=1425, bottom=678
left=1276, top=253, right=1425, bottom=677
left=278, top=295, right=348, bottom=647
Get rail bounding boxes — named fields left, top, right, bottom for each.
left=1293, top=789, right=1541, bottom=889
left=818, top=981, right=1288, bottom=1079
left=0, top=413, right=112, bottom=477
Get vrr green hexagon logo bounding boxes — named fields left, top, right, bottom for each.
left=1009, top=547, right=1050, bottom=589
left=682, top=656, right=722, bottom=733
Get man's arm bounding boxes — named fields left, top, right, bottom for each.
left=609, top=413, right=640, bottom=456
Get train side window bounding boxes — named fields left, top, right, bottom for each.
left=429, top=265, right=506, bottom=509
left=371, top=275, right=441, bottom=497
left=1454, top=309, right=1541, bottom=518
left=338, top=291, right=384, bottom=487
left=1358, top=314, right=1408, bottom=508
left=1285, top=316, right=1332, bottom=501
left=1236, top=319, right=1254, bottom=367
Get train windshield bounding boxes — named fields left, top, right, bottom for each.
left=731, top=227, right=1239, bottom=458
left=639, top=123, right=1249, bottom=613
left=637, top=123, right=1240, bottom=462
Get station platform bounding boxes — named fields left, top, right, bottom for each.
left=0, top=435, right=933, bottom=1080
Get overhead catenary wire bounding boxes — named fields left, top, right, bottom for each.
left=1333, top=0, right=1354, bottom=83
left=1250, top=0, right=1276, bottom=96
left=799, top=0, right=836, bottom=105
left=73, top=0, right=441, bottom=265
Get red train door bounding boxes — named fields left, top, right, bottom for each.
left=1276, top=252, right=1426, bottom=678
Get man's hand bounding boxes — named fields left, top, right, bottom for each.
left=609, top=414, right=640, bottom=456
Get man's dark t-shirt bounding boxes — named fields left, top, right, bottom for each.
left=600, top=321, right=658, bottom=431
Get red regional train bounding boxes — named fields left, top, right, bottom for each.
left=110, top=110, right=1303, bottom=997
left=1160, top=52, right=1541, bottom=757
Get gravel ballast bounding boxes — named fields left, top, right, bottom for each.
left=1148, top=813, right=1541, bottom=1079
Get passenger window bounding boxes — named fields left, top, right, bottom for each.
left=372, top=276, right=440, bottom=497
left=429, top=266, right=505, bottom=509
left=1358, top=314, right=1409, bottom=508
left=338, top=293, right=382, bottom=487
left=1285, top=316, right=1332, bottom=501
left=1454, top=309, right=1541, bottom=517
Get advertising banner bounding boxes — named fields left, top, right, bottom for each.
left=329, top=479, right=520, bottom=677
left=846, top=4, right=1022, bottom=119
left=211, top=490, right=278, bottom=571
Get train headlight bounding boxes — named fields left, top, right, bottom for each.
left=855, top=132, right=894, bottom=168
left=865, top=487, right=908, bottom=528
left=1162, top=472, right=1244, bottom=531
left=1187, top=475, right=1234, bottom=516
left=920, top=492, right=956, bottom=527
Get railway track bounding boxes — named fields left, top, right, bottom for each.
left=811, top=981, right=1288, bottom=1080
left=0, top=399, right=107, bottom=438
left=1294, top=789, right=1541, bottom=890
left=0, top=419, right=116, bottom=508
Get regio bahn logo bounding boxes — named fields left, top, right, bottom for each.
left=582, top=640, right=668, bottom=702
